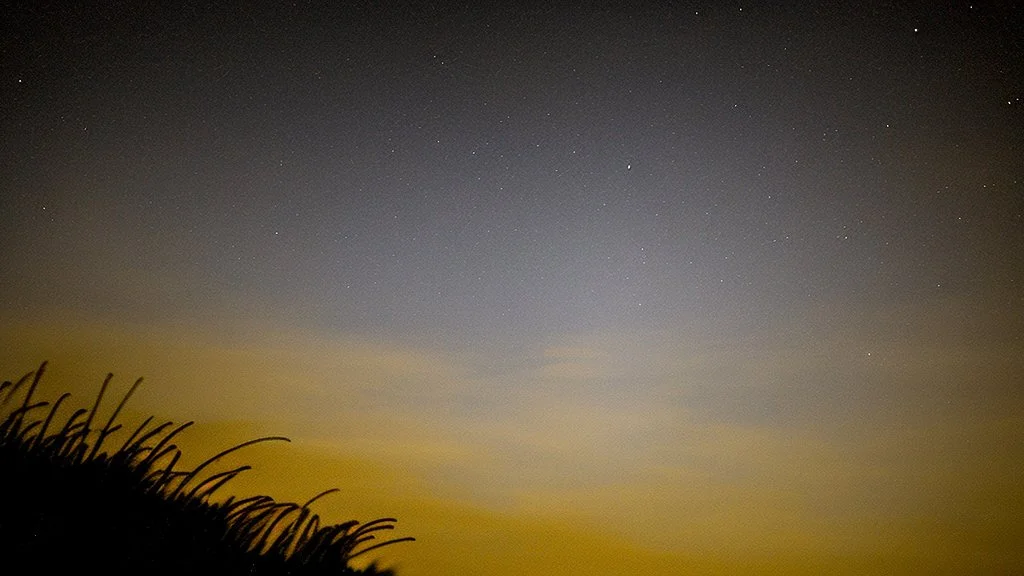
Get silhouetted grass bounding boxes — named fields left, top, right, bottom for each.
left=0, top=361, right=413, bottom=575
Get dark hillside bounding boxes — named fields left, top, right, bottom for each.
left=0, top=362, right=412, bottom=576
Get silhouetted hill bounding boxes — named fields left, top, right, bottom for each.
left=0, top=362, right=412, bottom=576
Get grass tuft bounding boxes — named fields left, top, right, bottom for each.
left=0, top=361, right=413, bottom=575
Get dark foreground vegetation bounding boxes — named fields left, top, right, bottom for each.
left=0, top=362, right=412, bottom=575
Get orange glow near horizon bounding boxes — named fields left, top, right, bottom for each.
left=3, top=312, right=1022, bottom=575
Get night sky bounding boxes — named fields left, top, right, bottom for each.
left=2, top=2, right=1023, bottom=574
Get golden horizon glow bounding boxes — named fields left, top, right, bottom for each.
left=3, top=309, right=1021, bottom=575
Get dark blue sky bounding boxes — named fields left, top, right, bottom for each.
left=5, top=2, right=1020, bottom=345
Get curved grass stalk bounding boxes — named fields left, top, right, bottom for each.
left=74, top=372, right=112, bottom=465
left=0, top=364, right=46, bottom=441
left=169, top=436, right=290, bottom=500
left=32, top=392, right=70, bottom=450
left=115, top=415, right=156, bottom=455
left=347, top=536, right=419, bottom=562
left=138, top=421, right=194, bottom=471
left=251, top=503, right=302, bottom=554
left=189, top=465, right=252, bottom=502
left=2, top=401, right=47, bottom=441
left=87, top=376, right=144, bottom=462
left=0, top=368, right=35, bottom=407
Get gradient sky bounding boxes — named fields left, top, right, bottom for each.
left=2, top=2, right=1023, bottom=574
